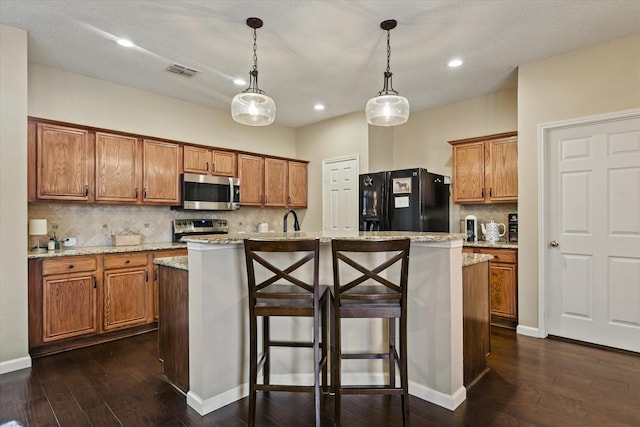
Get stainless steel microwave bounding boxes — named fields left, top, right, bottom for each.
left=180, top=173, right=240, bottom=211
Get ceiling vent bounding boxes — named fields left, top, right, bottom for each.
left=166, top=63, right=200, bottom=77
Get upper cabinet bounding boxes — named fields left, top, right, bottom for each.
left=287, top=161, right=308, bottom=208
left=95, top=132, right=140, bottom=203
left=28, top=117, right=307, bottom=208
left=264, top=157, right=288, bottom=207
left=183, top=145, right=236, bottom=177
left=238, top=154, right=308, bottom=208
left=449, top=132, right=518, bottom=204
left=33, top=122, right=92, bottom=202
left=142, top=139, right=181, bottom=205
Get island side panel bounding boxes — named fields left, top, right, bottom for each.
left=407, top=241, right=465, bottom=410
left=187, top=242, right=248, bottom=415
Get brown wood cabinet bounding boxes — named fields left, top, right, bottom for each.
left=34, top=122, right=93, bottom=202
left=28, top=248, right=187, bottom=357
left=102, top=253, right=149, bottom=331
left=462, top=259, right=491, bottom=387
left=463, top=247, right=518, bottom=328
left=238, top=153, right=264, bottom=206
left=287, top=161, right=308, bottom=208
left=238, top=154, right=308, bottom=208
left=95, top=132, right=140, bottom=203
left=40, top=256, right=98, bottom=343
left=142, top=139, right=182, bottom=205
left=449, top=132, right=518, bottom=204
left=158, top=264, right=190, bottom=392
left=183, top=145, right=236, bottom=177
left=264, top=157, right=288, bottom=207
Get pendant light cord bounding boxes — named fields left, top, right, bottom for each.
left=252, top=27, right=258, bottom=72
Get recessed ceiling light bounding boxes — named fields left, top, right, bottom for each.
left=448, top=58, right=463, bottom=68
left=314, top=104, right=325, bottom=111
left=233, top=78, right=247, bottom=86
left=116, top=38, right=134, bottom=48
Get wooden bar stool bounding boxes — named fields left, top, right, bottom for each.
left=331, top=238, right=411, bottom=427
left=243, top=238, right=330, bottom=427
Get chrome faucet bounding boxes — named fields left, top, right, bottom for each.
left=283, top=209, right=300, bottom=233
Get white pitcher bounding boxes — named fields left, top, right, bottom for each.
left=481, top=220, right=506, bottom=242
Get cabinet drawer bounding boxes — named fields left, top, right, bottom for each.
left=466, top=247, right=516, bottom=264
left=104, top=253, right=149, bottom=269
left=42, top=256, right=98, bottom=276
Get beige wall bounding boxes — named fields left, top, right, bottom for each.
left=28, top=64, right=296, bottom=157
left=517, top=33, right=640, bottom=330
left=295, top=111, right=369, bottom=230
left=0, top=25, right=30, bottom=371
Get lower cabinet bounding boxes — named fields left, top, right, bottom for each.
left=103, top=253, right=149, bottom=331
left=463, top=247, right=518, bottom=328
left=28, top=248, right=186, bottom=357
left=158, top=264, right=189, bottom=392
left=462, top=259, right=491, bottom=387
left=42, top=266, right=98, bottom=343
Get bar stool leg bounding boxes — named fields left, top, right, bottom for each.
left=249, top=312, right=258, bottom=427
left=389, top=317, right=396, bottom=388
left=401, top=315, right=411, bottom=426
left=263, top=317, right=270, bottom=386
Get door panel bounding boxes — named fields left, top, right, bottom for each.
left=547, top=114, right=640, bottom=352
left=323, top=157, right=358, bottom=232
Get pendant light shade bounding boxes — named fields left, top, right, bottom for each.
left=366, top=19, right=410, bottom=126
left=231, top=17, right=276, bottom=126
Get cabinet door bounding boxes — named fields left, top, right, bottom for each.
left=43, top=274, right=97, bottom=342
left=142, top=139, right=181, bottom=204
left=288, top=161, right=308, bottom=208
left=238, top=154, right=264, bottom=206
left=183, top=146, right=212, bottom=175
left=95, top=132, right=140, bottom=203
left=452, top=142, right=485, bottom=203
left=103, top=269, right=147, bottom=330
left=264, top=157, right=287, bottom=207
left=36, top=123, right=91, bottom=201
left=490, top=262, right=517, bottom=321
left=212, top=150, right=236, bottom=176
left=487, top=138, right=518, bottom=202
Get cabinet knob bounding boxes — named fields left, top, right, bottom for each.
left=125, top=259, right=130, bottom=264
left=550, top=240, right=559, bottom=247
left=68, top=264, right=74, bottom=269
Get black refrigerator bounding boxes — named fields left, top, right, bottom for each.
left=359, top=168, right=450, bottom=232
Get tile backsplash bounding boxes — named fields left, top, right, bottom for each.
left=458, top=203, right=517, bottom=234
left=28, top=203, right=305, bottom=247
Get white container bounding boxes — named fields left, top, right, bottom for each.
left=258, top=223, right=269, bottom=233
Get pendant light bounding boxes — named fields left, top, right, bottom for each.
left=231, top=17, right=276, bottom=126
left=365, top=19, right=410, bottom=126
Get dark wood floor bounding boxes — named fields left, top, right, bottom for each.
left=1, top=327, right=639, bottom=426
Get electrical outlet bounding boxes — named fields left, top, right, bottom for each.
left=144, top=223, right=149, bottom=228
left=51, top=224, right=58, bottom=230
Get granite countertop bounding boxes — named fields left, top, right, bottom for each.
left=462, top=253, right=494, bottom=267
left=152, top=253, right=489, bottom=271
left=182, top=231, right=467, bottom=245
left=154, top=255, right=188, bottom=270
left=28, top=242, right=187, bottom=259
left=463, top=240, right=518, bottom=249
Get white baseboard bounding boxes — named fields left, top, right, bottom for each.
left=186, top=372, right=466, bottom=415
left=516, top=325, right=544, bottom=338
left=0, top=355, right=31, bottom=375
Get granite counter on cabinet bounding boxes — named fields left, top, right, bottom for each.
left=28, top=242, right=187, bottom=258
left=463, top=241, right=517, bottom=249
left=182, top=231, right=469, bottom=416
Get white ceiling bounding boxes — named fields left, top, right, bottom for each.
left=2, top=1, right=639, bottom=128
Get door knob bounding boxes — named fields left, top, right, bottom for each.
left=550, top=240, right=559, bottom=247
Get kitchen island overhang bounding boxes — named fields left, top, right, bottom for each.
left=182, top=231, right=467, bottom=416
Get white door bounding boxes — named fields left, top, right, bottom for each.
left=545, top=112, right=640, bottom=352
left=322, top=156, right=359, bottom=232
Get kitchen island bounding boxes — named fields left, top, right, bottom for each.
left=180, top=231, right=468, bottom=415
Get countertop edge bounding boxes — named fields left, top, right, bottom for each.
left=28, top=242, right=187, bottom=259
left=154, top=255, right=188, bottom=270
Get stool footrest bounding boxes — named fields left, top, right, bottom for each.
left=340, top=386, right=405, bottom=395
left=256, top=384, right=318, bottom=393
left=269, top=340, right=315, bottom=348
left=341, top=352, right=391, bottom=360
